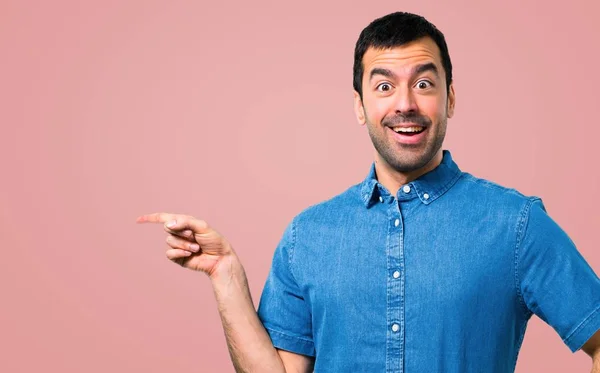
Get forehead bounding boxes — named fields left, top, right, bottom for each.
left=362, top=37, right=443, bottom=79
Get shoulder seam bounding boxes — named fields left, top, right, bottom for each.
left=287, top=216, right=299, bottom=284
left=514, top=196, right=542, bottom=315
left=462, top=173, right=526, bottom=197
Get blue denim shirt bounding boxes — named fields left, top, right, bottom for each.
left=257, top=150, right=600, bottom=373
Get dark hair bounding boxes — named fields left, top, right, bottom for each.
left=353, top=12, right=453, bottom=99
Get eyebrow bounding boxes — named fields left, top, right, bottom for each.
left=369, top=62, right=440, bottom=82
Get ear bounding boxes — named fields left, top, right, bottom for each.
left=353, top=90, right=366, bottom=125
left=446, top=83, right=456, bottom=118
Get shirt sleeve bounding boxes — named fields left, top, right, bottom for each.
left=517, top=198, right=600, bottom=352
left=257, top=217, right=315, bottom=357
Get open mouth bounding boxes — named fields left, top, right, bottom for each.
left=390, top=126, right=426, bottom=136
left=388, top=125, right=428, bottom=145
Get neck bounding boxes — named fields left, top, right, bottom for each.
left=374, top=149, right=444, bottom=197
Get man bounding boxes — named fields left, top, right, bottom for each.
left=137, top=11, right=600, bottom=372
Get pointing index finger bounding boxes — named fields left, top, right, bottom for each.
left=136, top=214, right=208, bottom=234
left=165, top=215, right=210, bottom=234
left=136, top=213, right=175, bottom=224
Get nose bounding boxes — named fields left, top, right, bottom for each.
left=394, top=85, right=418, bottom=114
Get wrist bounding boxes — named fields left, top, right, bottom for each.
left=209, top=252, right=245, bottom=286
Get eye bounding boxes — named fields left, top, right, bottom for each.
left=376, top=82, right=393, bottom=92
left=416, top=80, right=433, bottom=89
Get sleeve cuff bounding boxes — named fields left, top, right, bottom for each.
left=564, top=304, right=600, bottom=352
left=264, top=327, right=316, bottom=357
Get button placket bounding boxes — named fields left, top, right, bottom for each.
left=386, top=201, right=404, bottom=369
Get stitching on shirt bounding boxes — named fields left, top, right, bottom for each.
left=264, top=325, right=315, bottom=344
left=384, top=205, right=391, bottom=373
left=514, top=196, right=540, bottom=315
left=287, top=217, right=299, bottom=284
left=563, top=303, right=600, bottom=346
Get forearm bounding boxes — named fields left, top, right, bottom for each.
left=211, top=255, right=285, bottom=373
left=592, top=354, right=600, bottom=373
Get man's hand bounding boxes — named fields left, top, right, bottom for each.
left=136, top=213, right=235, bottom=278
left=136, top=212, right=295, bottom=373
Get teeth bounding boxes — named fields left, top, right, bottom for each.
left=393, top=126, right=424, bottom=133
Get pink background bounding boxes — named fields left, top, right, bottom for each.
left=1, top=0, right=599, bottom=371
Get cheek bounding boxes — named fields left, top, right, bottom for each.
left=417, top=96, right=446, bottom=120
left=364, top=98, right=393, bottom=123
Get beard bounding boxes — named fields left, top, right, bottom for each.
left=366, top=111, right=447, bottom=173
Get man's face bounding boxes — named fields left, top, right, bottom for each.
left=353, top=36, right=455, bottom=173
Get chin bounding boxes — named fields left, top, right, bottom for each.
left=388, top=150, right=437, bottom=173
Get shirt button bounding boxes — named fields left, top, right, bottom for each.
left=403, top=185, right=411, bottom=193
left=393, top=271, right=400, bottom=279
left=392, top=324, right=400, bottom=332
left=423, top=193, right=430, bottom=200
left=379, top=196, right=383, bottom=203
left=394, top=219, right=400, bottom=227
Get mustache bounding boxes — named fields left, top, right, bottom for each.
left=382, top=113, right=431, bottom=127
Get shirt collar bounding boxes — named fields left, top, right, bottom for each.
left=359, top=150, right=463, bottom=208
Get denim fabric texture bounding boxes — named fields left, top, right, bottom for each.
left=257, top=150, right=600, bottom=373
